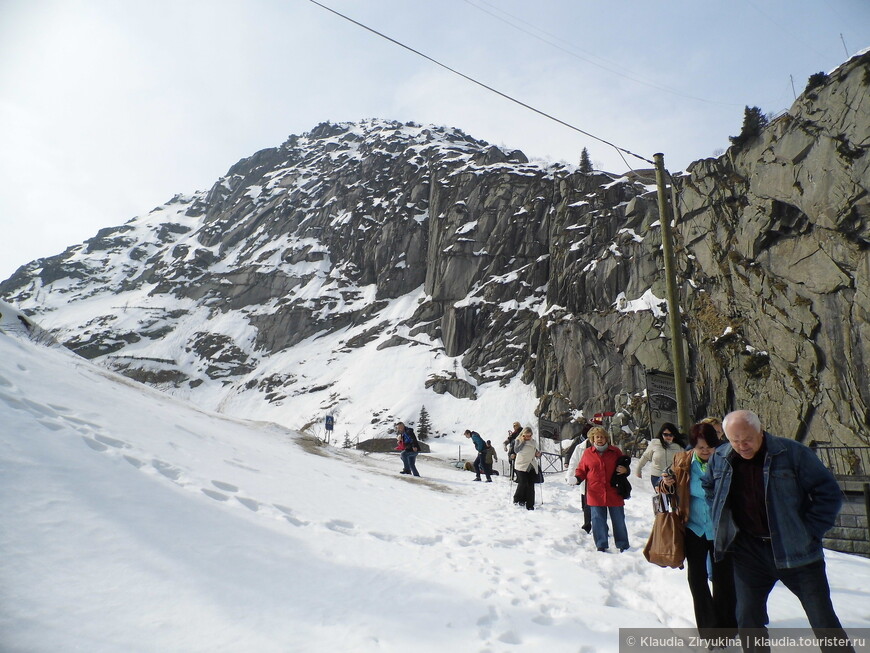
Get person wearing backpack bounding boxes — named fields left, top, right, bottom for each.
left=464, top=429, right=491, bottom=482
left=396, top=422, right=420, bottom=477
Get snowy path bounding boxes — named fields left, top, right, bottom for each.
left=2, top=333, right=870, bottom=652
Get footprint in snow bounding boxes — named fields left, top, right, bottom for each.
left=21, top=397, right=58, bottom=418
left=236, top=497, right=259, bottom=512
left=82, top=436, right=108, bottom=452
left=201, top=489, right=229, bottom=502
left=211, top=480, right=238, bottom=492
left=94, top=434, right=128, bottom=449
left=325, top=519, right=356, bottom=534
left=274, top=504, right=310, bottom=527
left=37, top=418, right=65, bottom=432
left=369, top=532, right=396, bottom=542
left=476, top=607, right=498, bottom=627
left=152, top=460, right=182, bottom=481
left=225, top=459, right=259, bottom=472
left=124, top=455, right=145, bottom=468
left=64, top=415, right=104, bottom=430
left=532, top=610, right=555, bottom=626
left=496, top=630, right=522, bottom=645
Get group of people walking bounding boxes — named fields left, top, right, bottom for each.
left=647, top=411, right=851, bottom=652
left=396, top=410, right=853, bottom=652
left=558, top=410, right=852, bottom=652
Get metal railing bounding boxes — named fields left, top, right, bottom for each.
left=811, top=446, right=870, bottom=480
left=539, top=451, right=564, bottom=474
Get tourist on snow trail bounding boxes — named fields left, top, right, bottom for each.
left=564, top=422, right=594, bottom=534
left=504, top=421, right=523, bottom=481
left=484, top=440, right=499, bottom=478
left=636, top=422, right=685, bottom=488
left=574, top=426, right=630, bottom=552
left=703, top=410, right=853, bottom=653
left=659, top=422, right=737, bottom=640
left=503, top=421, right=522, bottom=454
left=699, top=415, right=724, bottom=440
left=464, top=429, right=491, bottom=482
left=396, top=422, right=420, bottom=477
left=510, top=427, right=541, bottom=510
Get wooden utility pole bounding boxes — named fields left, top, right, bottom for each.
left=653, top=153, right=692, bottom=434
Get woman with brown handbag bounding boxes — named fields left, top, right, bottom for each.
left=660, top=422, right=737, bottom=639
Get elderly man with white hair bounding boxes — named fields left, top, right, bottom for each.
left=702, top=410, right=853, bottom=653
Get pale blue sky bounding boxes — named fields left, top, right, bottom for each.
left=1, top=0, right=867, bottom=280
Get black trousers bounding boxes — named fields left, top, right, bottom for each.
left=731, top=532, right=853, bottom=653
left=513, top=469, right=536, bottom=510
left=684, top=528, right=737, bottom=637
left=474, top=451, right=490, bottom=480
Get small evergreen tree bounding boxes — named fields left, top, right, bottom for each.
left=579, top=147, right=593, bottom=174
left=805, top=71, right=828, bottom=95
left=729, top=106, right=769, bottom=150
left=417, top=405, right=431, bottom=441
left=342, top=431, right=352, bottom=449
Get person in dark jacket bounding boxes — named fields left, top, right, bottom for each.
left=484, top=440, right=499, bottom=478
left=504, top=422, right=522, bottom=454
left=464, top=429, right=491, bottom=482
left=396, top=422, right=420, bottom=477
left=703, top=410, right=852, bottom=653
left=610, top=455, right=632, bottom=499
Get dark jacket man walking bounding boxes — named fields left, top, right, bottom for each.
left=464, top=429, right=490, bottom=482
left=703, top=410, right=853, bottom=653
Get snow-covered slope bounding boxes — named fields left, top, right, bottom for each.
left=2, top=323, right=869, bottom=652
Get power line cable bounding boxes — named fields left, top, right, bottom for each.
left=464, top=0, right=738, bottom=107
left=742, top=0, right=830, bottom=61
left=307, top=0, right=655, bottom=168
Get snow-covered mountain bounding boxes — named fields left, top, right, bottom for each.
left=1, top=120, right=560, bottom=440
left=2, top=51, right=869, bottom=448
left=2, top=309, right=869, bottom=652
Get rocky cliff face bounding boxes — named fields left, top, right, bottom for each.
left=2, top=52, right=868, bottom=449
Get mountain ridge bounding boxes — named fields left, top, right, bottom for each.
left=3, top=52, right=869, bottom=449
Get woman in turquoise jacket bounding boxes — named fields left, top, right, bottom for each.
left=660, top=422, right=736, bottom=638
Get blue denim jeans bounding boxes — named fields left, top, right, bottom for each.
left=590, top=505, right=629, bottom=550
left=731, top=532, right=852, bottom=653
left=401, top=450, right=419, bottom=476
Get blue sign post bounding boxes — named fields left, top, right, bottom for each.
left=325, top=415, right=334, bottom=432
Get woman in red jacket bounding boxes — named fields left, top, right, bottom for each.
left=574, top=426, right=631, bottom=552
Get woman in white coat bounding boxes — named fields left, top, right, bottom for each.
left=565, top=435, right=593, bottom=533
left=635, top=422, right=685, bottom=488
left=511, top=427, right=541, bottom=510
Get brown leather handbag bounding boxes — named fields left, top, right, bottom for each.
left=642, top=491, right=686, bottom=569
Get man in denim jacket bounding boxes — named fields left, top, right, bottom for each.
left=703, top=410, right=852, bottom=653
